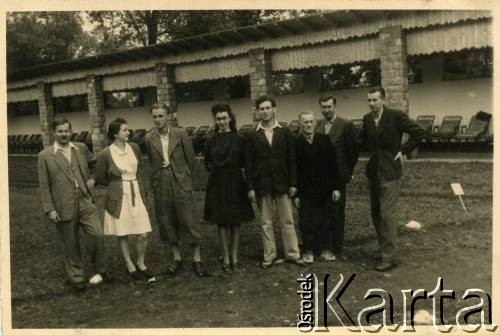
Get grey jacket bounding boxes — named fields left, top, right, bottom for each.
left=145, top=127, right=196, bottom=192
left=37, top=142, right=95, bottom=221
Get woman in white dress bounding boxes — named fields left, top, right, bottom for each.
left=95, top=118, right=155, bottom=282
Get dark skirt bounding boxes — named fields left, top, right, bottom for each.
left=203, top=167, right=254, bottom=226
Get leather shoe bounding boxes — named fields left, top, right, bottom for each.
left=192, top=262, right=209, bottom=277
left=375, top=262, right=398, bottom=272
left=166, top=260, right=183, bottom=275
left=138, top=268, right=158, bottom=282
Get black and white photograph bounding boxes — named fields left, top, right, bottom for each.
left=2, top=2, right=497, bottom=333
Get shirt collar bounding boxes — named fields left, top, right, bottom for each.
left=326, top=114, right=337, bottom=124
left=256, top=120, right=282, bottom=131
left=373, top=106, right=384, bottom=120
left=54, top=141, right=76, bottom=154
left=155, top=127, right=170, bottom=139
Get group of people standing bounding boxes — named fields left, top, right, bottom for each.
left=37, top=86, right=424, bottom=292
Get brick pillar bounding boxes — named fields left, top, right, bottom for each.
left=379, top=25, right=409, bottom=113
left=86, top=75, right=106, bottom=153
left=37, top=81, right=54, bottom=148
left=249, top=48, right=273, bottom=121
left=155, top=63, right=178, bottom=125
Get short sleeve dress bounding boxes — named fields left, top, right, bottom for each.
left=203, top=131, right=254, bottom=227
left=103, top=143, right=152, bottom=236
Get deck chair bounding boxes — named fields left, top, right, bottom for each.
left=130, top=128, right=147, bottom=153
left=83, top=131, right=93, bottom=152
left=192, top=126, right=210, bottom=155
left=185, top=126, right=197, bottom=137
left=23, top=134, right=37, bottom=154
left=17, top=135, right=30, bottom=153
left=416, top=115, right=435, bottom=139
left=12, top=135, right=23, bottom=153
left=456, top=112, right=491, bottom=143
left=430, top=116, right=462, bottom=142
left=289, top=120, right=301, bottom=136
left=8, top=135, right=16, bottom=154
left=238, top=124, right=254, bottom=137
left=75, top=131, right=88, bottom=143
left=33, top=134, right=43, bottom=153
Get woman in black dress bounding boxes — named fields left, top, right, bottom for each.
left=204, top=103, right=254, bottom=272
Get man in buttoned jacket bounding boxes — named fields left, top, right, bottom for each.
left=145, top=102, right=207, bottom=277
left=37, top=119, right=106, bottom=291
left=295, top=110, right=342, bottom=264
left=245, top=95, right=304, bottom=269
left=358, top=87, right=424, bottom=272
left=316, top=95, right=359, bottom=259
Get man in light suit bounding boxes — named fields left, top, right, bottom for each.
left=37, top=119, right=106, bottom=292
left=145, top=102, right=207, bottom=277
left=359, top=87, right=424, bottom=271
left=316, top=95, right=359, bottom=260
left=245, top=95, right=305, bottom=269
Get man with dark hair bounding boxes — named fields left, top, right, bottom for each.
left=145, top=103, right=208, bottom=277
left=245, top=95, right=305, bottom=269
left=316, top=95, right=358, bottom=260
left=359, top=87, right=424, bottom=271
left=37, top=119, right=106, bottom=292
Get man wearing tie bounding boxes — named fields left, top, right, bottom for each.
left=37, top=119, right=106, bottom=292
left=359, top=87, right=424, bottom=271
left=145, top=103, right=207, bottom=277
left=316, top=95, right=358, bottom=260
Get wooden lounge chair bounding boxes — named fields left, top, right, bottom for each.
left=430, top=115, right=462, bottom=142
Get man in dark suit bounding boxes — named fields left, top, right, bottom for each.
left=294, top=110, right=341, bottom=264
left=145, top=103, right=207, bottom=277
left=359, top=87, right=425, bottom=271
left=316, top=95, right=358, bottom=260
left=38, top=119, right=106, bottom=292
left=245, top=95, right=304, bottom=269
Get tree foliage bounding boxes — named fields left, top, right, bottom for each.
left=85, top=10, right=264, bottom=51
left=7, top=10, right=322, bottom=72
left=7, top=12, right=95, bottom=72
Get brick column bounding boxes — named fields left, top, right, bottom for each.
left=249, top=48, right=272, bottom=121
left=37, top=81, right=54, bottom=148
left=155, top=63, right=178, bottom=124
left=379, top=25, right=409, bottom=113
left=86, top=75, right=106, bottom=153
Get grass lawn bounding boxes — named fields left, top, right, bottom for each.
left=8, top=156, right=492, bottom=328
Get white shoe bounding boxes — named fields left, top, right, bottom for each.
left=321, top=250, right=336, bottom=262
left=302, top=251, right=314, bottom=264
left=88, top=273, right=103, bottom=285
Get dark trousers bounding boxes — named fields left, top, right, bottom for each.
left=368, top=174, right=400, bottom=264
left=298, top=197, right=330, bottom=252
left=327, top=183, right=347, bottom=256
left=57, top=190, right=106, bottom=284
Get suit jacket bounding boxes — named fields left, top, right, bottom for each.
left=38, top=141, right=95, bottom=221
left=95, top=142, right=147, bottom=219
left=316, top=117, right=359, bottom=184
left=295, top=133, right=340, bottom=205
left=244, top=125, right=297, bottom=195
left=359, top=107, right=425, bottom=181
left=145, top=127, right=195, bottom=192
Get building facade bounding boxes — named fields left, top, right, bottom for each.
left=7, top=10, right=493, bottom=152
